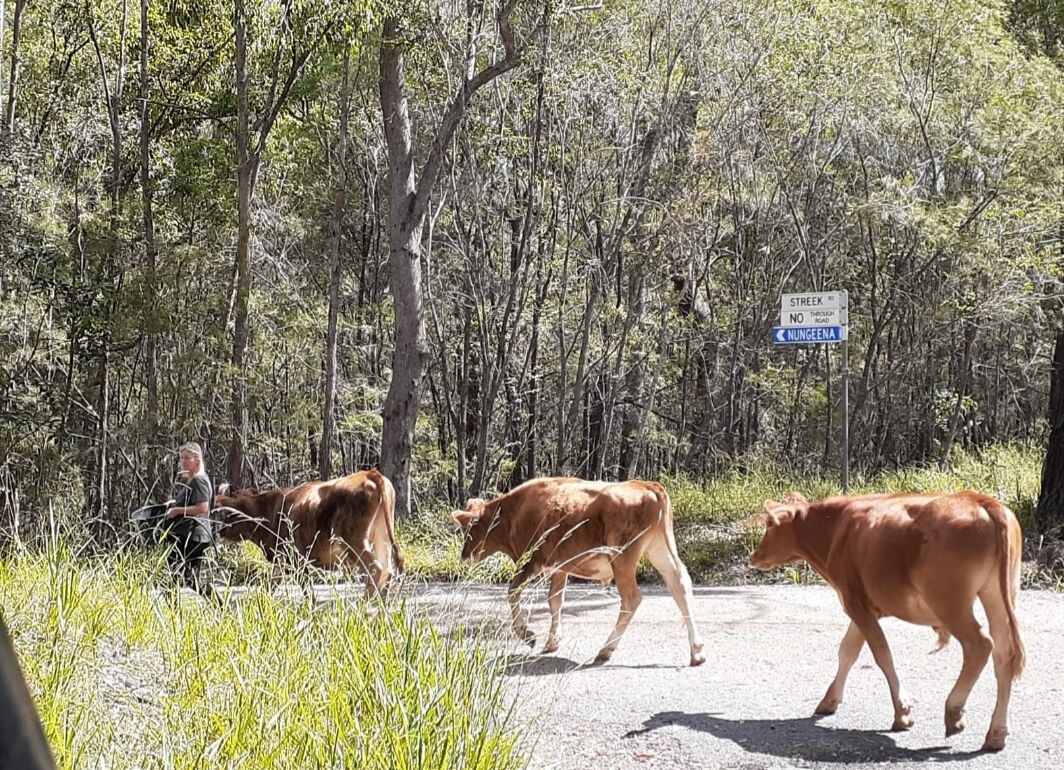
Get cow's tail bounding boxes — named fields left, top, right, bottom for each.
left=368, top=469, right=405, bottom=573
left=657, top=484, right=683, bottom=563
left=985, top=498, right=1026, bottom=680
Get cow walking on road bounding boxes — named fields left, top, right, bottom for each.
left=750, top=491, right=1025, bottom=751
left=452, top=477, right=706, bottom=666
left=215, top=469, right=404, bottom=599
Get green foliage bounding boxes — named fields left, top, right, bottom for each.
left=1, top=542, right=527, bottom=770
left=2, top=0, right=1063, bottom=542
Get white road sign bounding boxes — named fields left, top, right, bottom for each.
left=779, top=291, right=848, bottom=327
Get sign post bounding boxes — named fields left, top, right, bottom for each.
left=772, top=290, right=850, bottom=492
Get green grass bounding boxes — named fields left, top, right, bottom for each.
left=1, top=541, right=527, bottom=770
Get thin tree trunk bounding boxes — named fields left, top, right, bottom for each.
left=138, top=0, right=159, bottom=427
left=1037, top=323, right=1064, bottom=539
left=87, top=0, right=128, bottom=529
left=319, top=45, right=351, bottom=480
left=0, top=0, right=6, bottom=121
left=4, top=0, right=27, bottom=133
left=227, top=0, right=252, bottom=486
left=939, top=319, right=976, bottom=467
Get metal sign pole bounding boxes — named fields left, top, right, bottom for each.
left=772, top=288, right=851, bottom=492
left=841, top=334, right=850, bottom=494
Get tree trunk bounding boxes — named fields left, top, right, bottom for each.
left=138, top=0, right=159, bottom=427
left=1037, top=323, right=1064, bottom=539
left=379, top=17, right=427, bottom=515
left=227, top=0, right=252, bottom=486
left=0, top=0, right=6, bottom=121
left=319, top=46, right=351, bottom=480
left=86, top=0, right=128, bottom=531
left=938, top=319, right=976, bottom=467
left=4, top=0, right=27, bottom=133
left=225, top=2, right=323, bottom=486
left=377, top=5, right=525, bottom=515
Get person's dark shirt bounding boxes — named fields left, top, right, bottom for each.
left=170, top=474, right=214, bottom=543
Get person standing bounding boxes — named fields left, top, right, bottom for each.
left=164, top=441, right=214, bottom=589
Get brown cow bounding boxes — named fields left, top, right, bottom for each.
left=749, top=491, right=1025, bottom=751
left=214, top=469, right=404, bottom=598
left=451, top=477, right=705, bottom=666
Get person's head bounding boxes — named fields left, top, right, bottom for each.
left=177, top=441, right=205, bottom=478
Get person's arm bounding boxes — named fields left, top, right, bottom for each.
left=166, top=501, right=209, bottom=519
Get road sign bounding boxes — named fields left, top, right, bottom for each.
left=771, top=289, right=852, bottom=494
left=779, top=306, right=847, bottom=327
left=781, top=291, right=847, bottom=311
left=771, top=325, right=845, bottom=344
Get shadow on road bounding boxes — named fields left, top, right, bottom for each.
left=498, top=654, right=583, bottom=676
left=624, top=712, right=987, bottom=764
left=499, top=653, right=690, bottom=676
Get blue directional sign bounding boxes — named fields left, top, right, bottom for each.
left=772, top=325, right=844, bottom=345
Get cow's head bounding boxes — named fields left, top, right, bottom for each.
left=450, top=498, right=496, bottom=562
left=749, top=492, right=808, bottom=570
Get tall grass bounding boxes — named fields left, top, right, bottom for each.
left=667, top=444, right=1042, bottom=529
left=664, top=444, right=1043, bottom=582
left=0, top=541, right=527, bottom=770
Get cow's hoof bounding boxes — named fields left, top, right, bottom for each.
left=981, top=728, right=1007, bottom=752
left=814, top=697, right=840, bottom=716
left=594, top=648, right=614, bottom=664
left=541, top=638, right=560, bottom=655
left=891, top=712, right=915, bottom=732
left=689, top=645, right=706, bottom=667
left=945, top=705, right=965, bottom=737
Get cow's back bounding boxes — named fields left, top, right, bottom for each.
left=827, top=492, right=1012, bottom=621
left=505, top=478, right=671, bottom=578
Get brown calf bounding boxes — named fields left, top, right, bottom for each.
left=452, top=477, right=705, bottom=666
left=750, top=491, right=1025, bottom=750
left=215, top=469, right=404, bottom=598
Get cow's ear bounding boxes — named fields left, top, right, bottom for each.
left=451, top=510, right=479, bottom=530
left=761, top=505, right=796, bottom=528
left=783, top=491, right=808, bottom=505
left=762, top=499, right=781, bottom=514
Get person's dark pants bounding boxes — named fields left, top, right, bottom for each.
left=163, top=518, right=212, bottom=591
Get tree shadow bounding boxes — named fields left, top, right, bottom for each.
left=623, top=712, right=987, bottom=764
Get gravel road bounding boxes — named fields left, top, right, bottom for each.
left=408, top=582, right=1064, bottom=770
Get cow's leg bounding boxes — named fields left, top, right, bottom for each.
left=846, top=607, right=914, bottom=730
left=368, top=517, right=396, bottom=599
left=595, top=561, right=641, bottom=664
left=508, top=562, right=542, bottom=646
left=542, top=572, right=568, bottom=654
left=359, top=544, right=388, bottom=602
left=925, top=595, right=992, bottom=739
left=979, top=587, right=1019, bottom=751
left=815, top=621, right=865, bottom=715
left=646, top=539, right=705, bottom=666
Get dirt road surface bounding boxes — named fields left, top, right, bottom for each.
left=408, top=582, right=1064, bottom=770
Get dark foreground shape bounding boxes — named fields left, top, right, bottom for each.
left=0, top=616, right=57, bottom=769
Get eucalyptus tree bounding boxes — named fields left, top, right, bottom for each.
left=377, top=0, right=545, bottom=515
